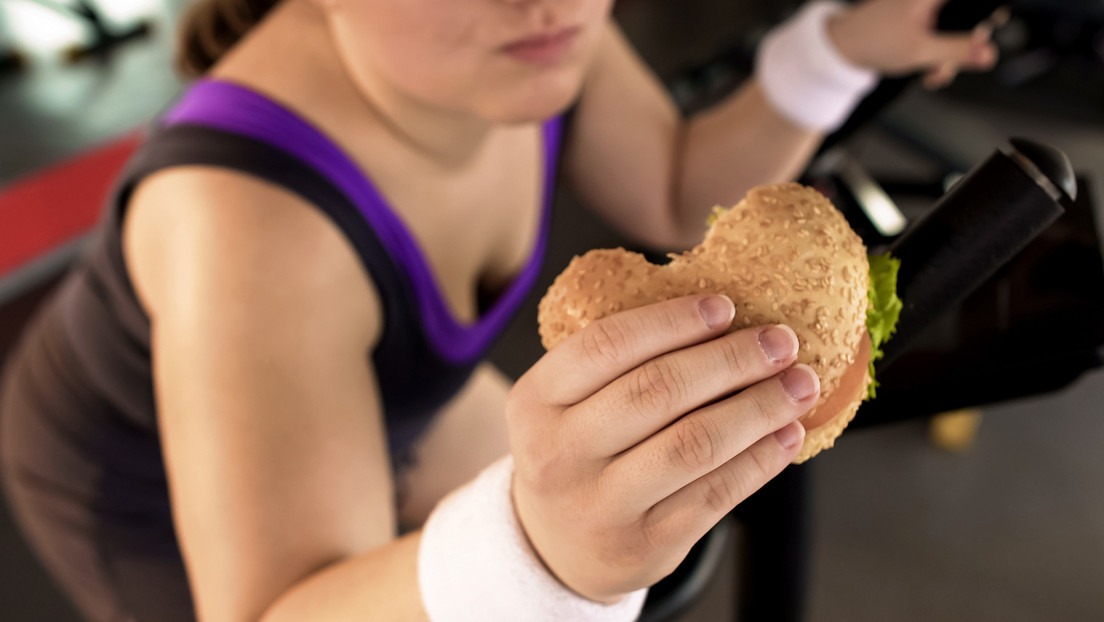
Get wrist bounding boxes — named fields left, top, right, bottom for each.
left=417, top=456, right=648, bottom=621
left=826, top=11, right=869, bottom=70
left=755, top=0, right=879, bottom=132
left=511, top=470, right=636, bottom=605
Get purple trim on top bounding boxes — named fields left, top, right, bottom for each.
left=162, top=79, right=561, bottom=364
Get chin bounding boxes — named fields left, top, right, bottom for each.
left=477, top=69, right=585, bottom=124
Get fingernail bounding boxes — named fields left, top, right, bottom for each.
left=775, top=422, right=805, bottom=450
left=781, top=365, right=819, bottom=401
left=698, top=295, right=734, bottom=329
left=759, top=325, right=797, bottom=362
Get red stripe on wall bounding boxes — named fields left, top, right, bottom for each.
left=0, top=132, right=143, bottom=277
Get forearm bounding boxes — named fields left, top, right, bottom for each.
left=261, top=531, right=427, bottom=622
left=672, top=78, right=823, bottom=247
left=576, top=0, right=996, bottom=252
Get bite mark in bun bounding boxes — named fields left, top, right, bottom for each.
left=538, top=182, right=898, bottom=463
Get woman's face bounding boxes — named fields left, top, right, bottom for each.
left=323, top=0, right=614, bottom=123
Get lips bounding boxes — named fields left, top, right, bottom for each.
left=501, top=26, right=580, bottom=65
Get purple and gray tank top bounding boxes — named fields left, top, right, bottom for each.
left=80, top=79, right=564, bottom=458
left=0, top=79, right=564, bottom=621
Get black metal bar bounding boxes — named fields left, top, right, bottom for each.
left=819, top=0, right=1009, bottom=154
left=878, top=139, right=1072, bottom=371
left=734, top=463, right=811, bottom=622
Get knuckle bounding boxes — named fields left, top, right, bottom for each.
left=582, top=319, right=632, bottom=369
left=741, top=441, right=786, bottom=492
left=504, top=378, right=533, bottom=422
left=505, top=375, right=553, bottom=429
left=745, top=445, right=776, bottom=482
left=595, top=526, right=650, bottom=570
left=513, top=366, right=552, bottom=401
left=639, top=513, right=669, bottom=551
left=512, top=427, right=571, bottom=495
left=516, top=443, right=563, bottom=495
left=700, top=471, right=739, bottom=514
left=669, top=415, right=721, bottom=474
left=747, top=387, right=791, bottom=429
left=631, top=358, right=685, bottom=414
left=716, top=337, right=751, bottom=378
left=640, top=513, right=690, bottom=569
left=654, top=303, right=683, bottom=334
left=638, top=520, right=690, bottom=583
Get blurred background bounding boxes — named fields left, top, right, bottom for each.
left=0, top=1, right=1102, bottom=620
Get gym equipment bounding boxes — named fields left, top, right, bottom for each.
left=0, top=0, right=154, bottom=63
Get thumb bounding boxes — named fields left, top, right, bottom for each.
left=922, top=62, right=958, bottom=90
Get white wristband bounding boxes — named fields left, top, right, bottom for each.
left=756, top=0, right=879, bottom=132
left=418, top=455, right=648, bottom=622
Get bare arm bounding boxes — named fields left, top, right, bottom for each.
left=121, top=164, right=822, bottom=621
left=126, top=169, right=427, bottom=622
left=564, top=22, right=821, bottom=251
left=567, top=5, right=997, bottom=250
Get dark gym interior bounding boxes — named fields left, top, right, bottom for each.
left=1, top=1, right=1102, bottom=620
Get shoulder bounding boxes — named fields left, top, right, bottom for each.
left=123, top=165, right=383, bottom=350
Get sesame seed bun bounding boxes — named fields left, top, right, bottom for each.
left=537, top=182, right=871, bottom=463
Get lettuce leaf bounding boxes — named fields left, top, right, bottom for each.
left=865, top=253, right=902, bottom=400
left=706, top=206, right=727, bottom=228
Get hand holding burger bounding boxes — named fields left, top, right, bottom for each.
left=538, top=182, right=901, bottom=462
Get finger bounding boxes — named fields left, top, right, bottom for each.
left=919, top=33, right=996, bottom=70
left=922, top=62, right=958, bottom=89
left=984, top=6, right=1012, bottom=30
left=606, top=364, right=819, bottom=515
left=642, top=420, right=806, bottom=548
left=572, top=324, right=800, bottom=457
left=965, top=23, right=1000, bottom=70
left=520, top=294, right=734, bottom=407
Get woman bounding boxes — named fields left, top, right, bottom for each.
left=0, top=0, right=995, bottom=620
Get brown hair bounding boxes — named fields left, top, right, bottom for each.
left=175, top=0, right=282, bottom=77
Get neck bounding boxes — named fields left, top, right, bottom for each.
left=335, top=48, right=495, bottom=167
left=214, top=1, right=494, bottom=168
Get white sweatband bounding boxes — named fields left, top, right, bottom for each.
left=756, top=0, right=879, bottom=131
left=418, top=455, right=648, bottom=622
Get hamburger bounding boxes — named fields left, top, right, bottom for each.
left=537, top=182, right=901, bottom=463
